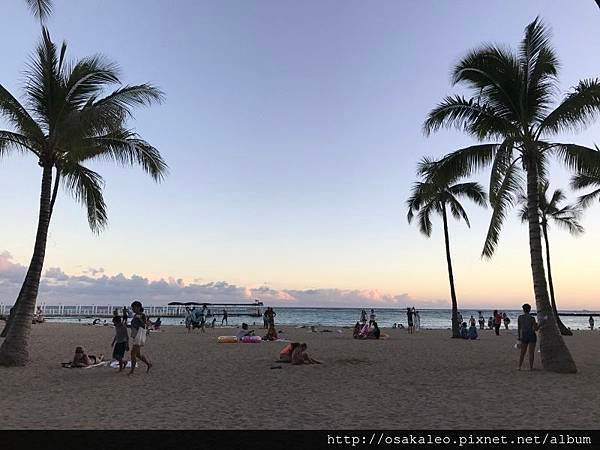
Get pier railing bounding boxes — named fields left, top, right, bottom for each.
left=0, top=304, right=262, bottom=318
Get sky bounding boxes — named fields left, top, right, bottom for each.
left=1, top=0, right=599, bottom=309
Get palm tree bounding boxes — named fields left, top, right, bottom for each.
left=518, top=182, right=584, bottom=336
left=25, top=0, right=52, bottom=22
left=423, top=17, right=600, bottom=373
left=0, top=29, right=167, bottom=366
left=407, top=157, right=487, bottom=338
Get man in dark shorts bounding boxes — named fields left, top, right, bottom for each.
left=517, top=303, right=539, bottom=371
left=406, top=307, right=414, bottom=334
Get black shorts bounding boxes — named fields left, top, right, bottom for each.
left=113, top=342, right=128, bottom=360
left=520, top=333, right=537, bottom=344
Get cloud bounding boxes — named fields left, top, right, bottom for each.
left=0, top=250, right=440, bottom=308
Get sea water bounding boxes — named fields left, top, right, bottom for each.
left=44, top=307, right=598, bottom=331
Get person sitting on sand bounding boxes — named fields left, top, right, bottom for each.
left=353, top=322, right=361, bottom=338
left=358, top=322, right=370, bottom=339
left=487, top=316, right=494, bottom=330
left=278, top=342, right=300, bottom=362
left=367, top=322, right=381, bottom=339
left=152, top=317, right=162, bottom=331
left=236, top=323, right=255, bottom=341
left=72, top=346, right=103, bottom=367
left=460, top=322, right=469, bottom=339
left=517, top=303, right=539, bottom=371
left=263, top=324, right=278, bottom=341
left=291, top=343, right=321, bottom=365
left=468, top=323, right=478, bottom=340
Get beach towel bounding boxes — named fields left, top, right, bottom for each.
left=109, top=360, right=133, bottom=369
left=61, top=361, right=108, bottom=369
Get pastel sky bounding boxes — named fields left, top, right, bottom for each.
left=1, top=1, right=599, bottom=308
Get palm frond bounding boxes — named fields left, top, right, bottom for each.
left=0, top=84, right=44, bottom=139
left=423, top=95, right=517, bottom=139
left=60, top=162, right=107, bottom=233
left=538, top=79, right=600, bottom=136
left=551, top=143, right=600, bottom=177
left=25, top=0, right=52, bottom=23
left=0, top=130, right=39, bottom=157
left=482, top=160, right=523, bottom=258
left=80, top=130, right=168, bottom=181
left=448, top=182, right=487, bottom=208
left=570, top=172, right=600, bottom=208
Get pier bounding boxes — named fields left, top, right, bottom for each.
left=0, top=301, right=264, bottom=319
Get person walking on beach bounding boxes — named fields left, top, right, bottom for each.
left=493, top=310, right=502, bottom=336
left=369, top=309, right=376, bottom=326
left=517, top=303, right=539, bottom=371
left=129, top=301, right=152, bottom=375
left=222, top=309, right=228, bottom=326
left=502, top=313, right=511, bottom=330
left=407, top=308, right=414, bottom=334
left=478, top=311, right=485, bottom=330
left=111, top=316, right=129, bottom=371
left=589, top=315, right=594, bottom=331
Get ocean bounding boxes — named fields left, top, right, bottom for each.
left=42, top=307, right=598, bottom=331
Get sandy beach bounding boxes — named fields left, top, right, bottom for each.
left=1, top=323, right=599, bottom=429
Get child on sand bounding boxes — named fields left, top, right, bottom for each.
left=263, top=324, right=278, bottom=341
left=278, top=342, right=300, bottom=362
left=111, top=316, right=129, bottom=371
left=129, top=301, right=152, bottom=375
left=291, top=343, right=321, bottom=365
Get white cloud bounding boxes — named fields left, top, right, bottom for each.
left=0, top=250, right=443, bottom=308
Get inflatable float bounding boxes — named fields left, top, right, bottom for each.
left=217, top=336, right=238, bottom=343
left=241, top=335, right=262, bottom=343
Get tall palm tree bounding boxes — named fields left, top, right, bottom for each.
left=407, top=157, right=487, bottom=338
left=25, top=0, right=53, bottom=22
left=0, top=29, right=167, bottom=366
left=423, top=17, right=600, bottom=373
left=518, top=182, right=584, bottom=336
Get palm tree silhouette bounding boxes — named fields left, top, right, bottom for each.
left=423, top=18, right=600, bottom=372
left=25, top=0, right=52, bottom=23
left=0, top=29, right=167, bottom=366
left=518, top=182, right=584, bottom=336
left=407, top=157, right=487, bottom=338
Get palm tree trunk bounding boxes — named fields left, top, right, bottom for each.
left=0, top=169, right=60, bottom=339
left=542, top=223, right=572, bottom=336
left=525, top=154, right=576, bottom=373
left=0, top=165, right=54, bottom=366
left=442, top=204, right=460, bottom=338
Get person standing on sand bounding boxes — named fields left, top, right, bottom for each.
left=457, top=311, right=463, bottom=325
left=414, top=310, right=421, bottom=331
left=360, top=309, right=367, bottom=324
left=589, top=316, right=594, bottom=330
left=406, top=308, right=414, bottom=334
left=263, top=309, right=269, bottom=328
left=493, top=310, right=502, bottom=336
left=517, top=303, right=539, bottom=371
left=111, top=316, right=129, bottom=371
left=469, top=315, right=476, bottom=327
left=369, top=309, right=376, bottom=326
left=503, top=313, right=511, bottom=330
left=478, top=311, right=485, bottom=330
left=129, top=301, right=152, bottom=375
left=222, top=309, right=228, bottom=326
